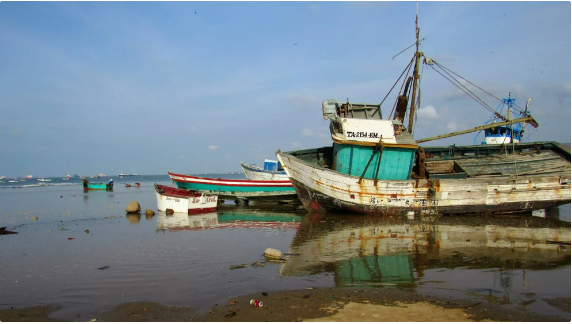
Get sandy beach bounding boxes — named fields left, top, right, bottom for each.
left=0, top=287, right=569, bottom=322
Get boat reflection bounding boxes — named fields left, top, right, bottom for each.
left=156, top=209, right=303, bottom=232
left=280, top=213, right=571, bottom=289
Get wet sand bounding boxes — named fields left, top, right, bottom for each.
left=1, top=287, right=569, bottom=322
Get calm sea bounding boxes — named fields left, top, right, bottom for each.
left=0, top=174, right=570, bottom=321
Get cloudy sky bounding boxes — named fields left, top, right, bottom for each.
left=0, top=1, right=570, bottom=177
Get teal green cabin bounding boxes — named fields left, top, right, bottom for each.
left=333, top=143, right=416, bottom=180
left=335, top=254, right=414, bottom=287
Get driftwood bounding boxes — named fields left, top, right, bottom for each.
left=229, top=264, right=248, bottom=270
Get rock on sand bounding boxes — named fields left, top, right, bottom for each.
left=264, top=248, right=282, bottom=259
left=125, top=201, right=141, bottom=213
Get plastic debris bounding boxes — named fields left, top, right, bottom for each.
left=229, top=264, right=248, bottom=270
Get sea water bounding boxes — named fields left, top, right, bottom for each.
left=0, top=175, right=570, bottom=321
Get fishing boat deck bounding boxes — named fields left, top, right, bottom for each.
left=424, top=142, right=570, bottom=178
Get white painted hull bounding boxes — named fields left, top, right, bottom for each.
left=276, top=150, right=571, bottom=215
left=155, top=185, right=218, bottom=214
left=241, top=163, right=290, bottom=181
left=485, top=136, right=521, bottom=144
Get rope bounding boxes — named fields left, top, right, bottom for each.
left=434, top=61, right=504, bottom=103
left=390, top=61, right=415, bottom=120
left=427, top=63, right=501, bottom=117
left=392, top=38, right=425, bottom=60
left=431, top=60, right=528, bottom=116
left=372, top=56, right=415, bottom=119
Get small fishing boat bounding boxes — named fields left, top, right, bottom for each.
left=36, top=178, right=51, bottom=182
left=83, top=179, right=113, bottom=191
left=168, top=171, right=297, bottom=203
left=154, top=183, right=218, bottom=214
left=477, top=93, right=531, bottom=145
left=240, top=159, right=289, bottom=181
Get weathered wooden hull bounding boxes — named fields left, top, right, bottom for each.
left=240, top=162, right=289, bottom=181
left=276, top=142, right=571, bottom=216
left=154, top=183, right=218, bottom=214
left=167, top=172, right=297, bottom=201
left=279, top=214, right=571, bottom=279
left=85, top=183, right=113, bottom=191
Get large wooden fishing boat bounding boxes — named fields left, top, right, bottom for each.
left=276, top=9, right=570, bottom=217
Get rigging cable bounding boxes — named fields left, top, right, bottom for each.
left=427, top=63, right=501, bottom=117
left=411, top=60, right=426, bottom=136
left=371, top=55, right=415, bottom=119
left=432, top=60, right=527, bottom=115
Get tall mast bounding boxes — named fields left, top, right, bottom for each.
left=407, top=3, right=422, bottom=134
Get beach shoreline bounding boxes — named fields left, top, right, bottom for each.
left=1, top=287, right=569, bottom=322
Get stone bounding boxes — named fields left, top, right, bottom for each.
left=145, top=209, right=155, bottom=217
left=125, top=201, right=141, bottom=213
left=264, top=248, right=282, bottom=259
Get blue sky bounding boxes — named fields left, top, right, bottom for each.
left=0, top=1, right=570, bottom=177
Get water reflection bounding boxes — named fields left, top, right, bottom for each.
left=156, top=210, right=304, bottom=232
left=126, top=213, right=141, bottom=224
left=280, top=213, right=571, bottom=290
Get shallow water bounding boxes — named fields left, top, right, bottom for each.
left=0, top=175, right=570, bottom=321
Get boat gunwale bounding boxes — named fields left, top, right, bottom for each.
left=168, top=171, right=292, bottom=186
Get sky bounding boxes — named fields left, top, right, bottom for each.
left=0, top=1, right=570, bottom=177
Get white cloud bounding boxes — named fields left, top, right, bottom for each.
left=208, top=145, right=218, bottom=151
left=308, top=4, right=320, bottom=13
left=291, top=142, right=301, bottom=147
left=417, top=105, right=439, bottom=120
left=302, top=129, right=315, bottom=137
left=446, top=122, right=459, bottom=132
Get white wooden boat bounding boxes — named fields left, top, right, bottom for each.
left=154, top=183, right=218, bottom=214
left=240, top=160, right=289, bottom=181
